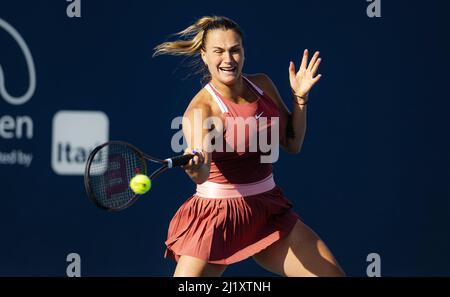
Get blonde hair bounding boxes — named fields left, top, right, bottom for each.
left=153, top=16, right=243, bottom=57
left=153, top=16, right=243, bottom=83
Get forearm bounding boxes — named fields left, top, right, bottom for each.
left=284, top=48, right=321, bottom=153
left=285, top=98, right=307, bottom=153
left=185, top=163, right=210, bottom=184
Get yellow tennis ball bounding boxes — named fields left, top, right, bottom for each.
left=129, top=174, right=151, bottom=194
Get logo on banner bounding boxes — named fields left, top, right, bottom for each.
left=52, top=111, right=109, bottom=175
left=0, top=18, right=36, bottom=105
left=0, top=18, right=36, bottom=168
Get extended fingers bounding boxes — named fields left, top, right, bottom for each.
left=289, top=61, right=296, bottom=80
left=311, top=57, right=322, bottom=76
left=300, top=49, right=308, bottom=71
left=312, top=73, right=322, bottom=84
left=308, top=51, right=320, bottom=71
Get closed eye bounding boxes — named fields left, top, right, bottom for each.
left=211, top=44, right=241, bottom=54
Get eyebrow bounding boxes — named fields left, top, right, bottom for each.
left=211, top=44, right=241, bottom=50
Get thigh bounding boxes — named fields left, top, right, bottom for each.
left=173, top=255, right=228, bottom=277
left=253, top=220, right=345, bottom=277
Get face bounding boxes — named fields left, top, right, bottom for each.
left=201, top=29, right=245, bottom=86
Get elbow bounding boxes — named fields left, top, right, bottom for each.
left=286, top=145, right=302, bottom=154
left=282, top=140, right=302, bottom=154
left=190, top=168, right=210, bottom=184
left=193, top=176, right=209, bottom=185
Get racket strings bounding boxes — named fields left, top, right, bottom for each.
left=89, top=144, right=146, bottom=209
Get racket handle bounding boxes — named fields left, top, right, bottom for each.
left=165, top=154, right=194, bottom=168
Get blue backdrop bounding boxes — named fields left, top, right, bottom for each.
left=0, top=0, right=449, bottom=276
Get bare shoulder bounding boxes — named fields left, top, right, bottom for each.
left=245, top=73, right=273, bottom=89
left=184, top=88, right=219, bottom=118
left=246, top=73, right=284, bottom=109
left=246, top=73, right=279, bottom=98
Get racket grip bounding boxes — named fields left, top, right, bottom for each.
left=165, top=154, right=194, bottom=168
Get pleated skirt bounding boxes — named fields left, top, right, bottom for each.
left=164, top=186, right=299, bottom=265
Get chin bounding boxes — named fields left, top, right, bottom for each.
left=218, top=73, right=241, bottom=86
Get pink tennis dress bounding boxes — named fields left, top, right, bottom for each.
left=165, top=76, right=300, bottom=265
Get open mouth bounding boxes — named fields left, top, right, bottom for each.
left=219, top=66, right=237, bottom=74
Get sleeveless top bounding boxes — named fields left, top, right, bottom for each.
left=203, top=76, right=286, bottom=184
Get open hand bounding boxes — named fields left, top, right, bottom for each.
left=289, top=49, right=322, bottom=98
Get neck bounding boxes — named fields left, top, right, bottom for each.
left=210, top=75, right=245, bottom=101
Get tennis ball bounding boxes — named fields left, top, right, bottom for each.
left=130, top=174, right=151, bottom=195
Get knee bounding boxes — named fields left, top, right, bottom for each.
left=323, top=266, right=346, bottom=277
left=332, top=265, right=346, bottom=277
left=173, top=256, right=227, bottom=277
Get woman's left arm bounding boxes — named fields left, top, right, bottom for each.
left=255, top=49, right=322, bottom=153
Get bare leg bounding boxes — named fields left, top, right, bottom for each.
left=173, top=255, right=228, bottom=277
left=253, top=220, right=345, bottom=277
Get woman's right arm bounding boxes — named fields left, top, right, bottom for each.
left=181, top=94, right=213, bottom=184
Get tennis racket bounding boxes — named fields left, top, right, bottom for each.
left=84, top=141, right=194, bottom=212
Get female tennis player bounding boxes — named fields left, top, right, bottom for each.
left=153, top=16, right=345, bottom=277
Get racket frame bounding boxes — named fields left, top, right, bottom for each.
left=84, top=141, right=193, bottom=211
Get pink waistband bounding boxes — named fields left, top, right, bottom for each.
left=195, top=174, right=275, bottom=199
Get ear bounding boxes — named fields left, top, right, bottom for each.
left=201, top=49, right=207, bottom=65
